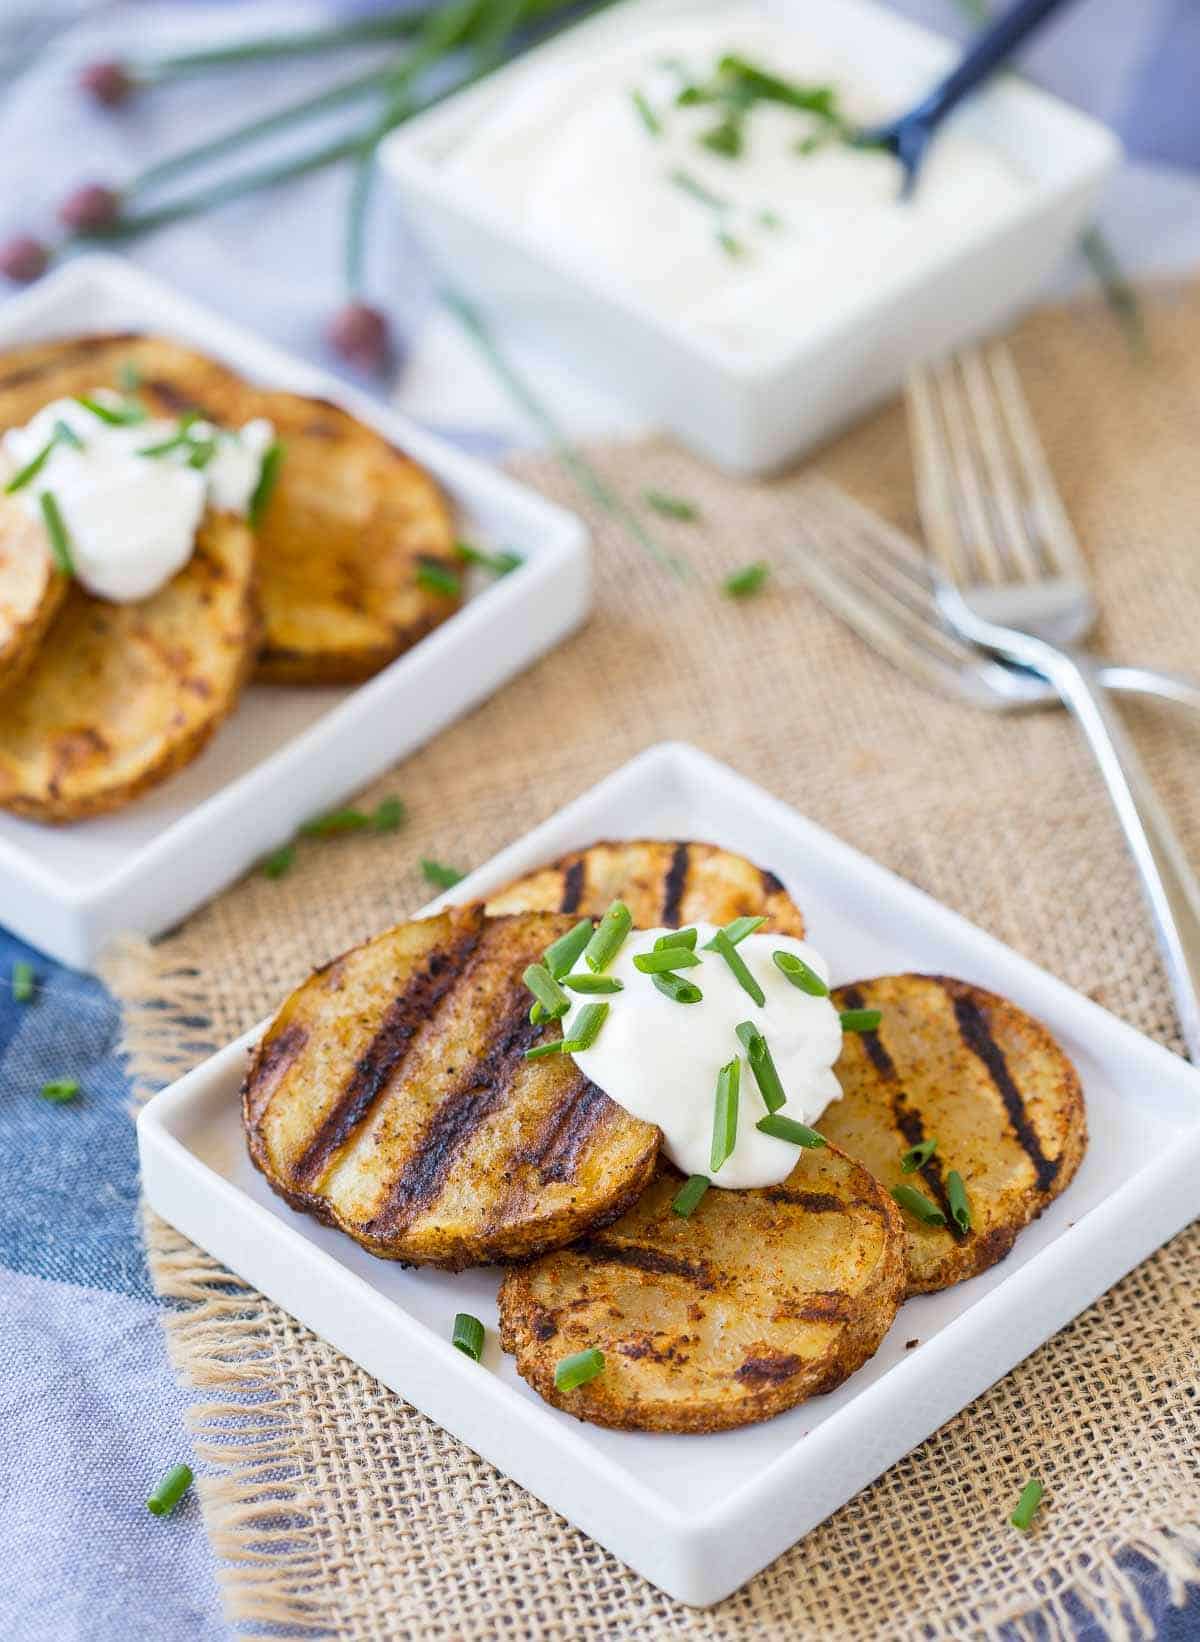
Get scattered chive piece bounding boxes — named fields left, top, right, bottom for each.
left=138, top=412, right=200, bottom=458
left=261, top=843, right=296, bottom=879
left=554, top=1347, right=605, bottom=1392
left=416, top=558, right=461, bottom=596
left=583, top=900, right=632, bottom=974
left=452, top=1312, right=485, bottom=1361
left=118, top=360, right=142, bottom=394
left=524, top=1040, right=564, bottom=1061
left=705, top=915, right=765, bottom=949
left=633, top=946, right=701, bottom=974
left=5, top=435, right=60, bottom=493
left=756, top=1112, right=825, bottom=1147
left=643, top=489, right=699, bottom=522
left=421, top=858, right=464, bottom=890
left=900, top=1136, right=938, bottom=1173
left=655, top=927, right=698, bottom=951
left=710, top=928, right=765, bottom=1006
left=710, top=1056, right=740, bottom=1173
left=299, top=807, right=371, bottom=837
left=701, top=117, right=744, bottom=158
left=724, top=561, right=770, bottom=598
left=716, top=229, right=745, bottom=260
left=653, top=972, right=703, bottom=1005
left=840, top=1008, right=882, bottom=1033
left=562, top=973, right=623, bottom=994
left=529, top=1002, right=544, bottom=1026
left=40, top=491, right=75, bottom=576
left=146, top=1463, right=194, bottom=1518
left=737, top=1022, right=787, bottom=1113
left=1011, top=1479, right=1044, bottom=1532
left=455, top=540, right=523, bottom=576
left=40, top=1079, right=80, bottom=1104
left=523, top=963, right=570, bottom=1020
left=946, top=1169, right=972, bottom=1234
left=74, top=392, right=143, bottom=426
left=672, top=1174, right=710, bottom=1217
left=759, top=209, right=783, bottom=229
left=561, top=1001, right=609, bottom=1053
left=891, top=1184, right=947, bottom=1226
left=248, top=439, right=285, bottom=526
left=630, top=86, right=662, bottom=136
left=372, top=796, right=406, bottom=832
left=773, top=950, right=828, bottom=996
left=12, top=960, right=35, bottom=1003
left=543, top=918, right=594, bottom=980
left=186, top=437, right=217, bottom=470
left=669, top=167, right=728, bottom=212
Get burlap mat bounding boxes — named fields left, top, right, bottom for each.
left=108, top=279, right=1200, bottom=1640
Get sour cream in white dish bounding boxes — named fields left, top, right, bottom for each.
left=0, top=391, right=275, bottom=603
left=447, top=10, right=1027, bottom=355
left=563, top=923, right=843, bottom=1189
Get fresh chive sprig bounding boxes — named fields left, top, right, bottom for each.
left=891, top=1184, right=946, bottom=1226
left=416, top=558, right=461, bottom=597
left=653, top=972, right=703, bottom=1005
left=643, top=489, right=699, bottom=522
left=946, top=1169, right=972, bottom=1233
left=671, top=1174, right=710, bottom=1217
left=736, top=1022, right=786, bottom=1114
left=456, top=539, right=523, bottom=576
left=756, top=1112, right=824, bottom=1147
left=249, top=440, right=285, bottom=526
left=1010, top=1478, right=1044, bottom=1532
left=840, top=1008, right=882, bottom=1033
left=554, top=1347, right=605, bottom=1392
left=583, top=900, right=632, bottom=973
left=452, top=1312, right=485, bottom=1361
left=12, top=960, right=36, bottom=1002
left=562, top=973, right=623, bottom=994
left=421, top=858, right=465, bottom=889
left=544, top=919, right=594, bottom=979
left=147, top=1463, right=194, bottom=1517
left=710, top=1055, right=740, bottom=1173
left=40, top=1078, right=80, bottom=1103
left=773, top=950, right=828, bottom=996
left=703, top=915, right=764, bottom=949
left=709, top=928, right=764, bottom=1006
left=524, top=963, right=570, bottom=1021
left=39, top=491, right=75, bottom=576
left=655, top=927, right=698, bottom=951
left=633, top=946, right=701, bottom=974
left=900, top=1137, right=937, bottom=1173
left=561, top=1001, right=609, bottom=1053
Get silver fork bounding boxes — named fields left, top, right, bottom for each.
left=908, top=343, right=1200, bottom=1059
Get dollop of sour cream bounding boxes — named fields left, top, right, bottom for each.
left=0, top=392, right=274, bottom=602
left=564, top=924, right=843, bottom=1189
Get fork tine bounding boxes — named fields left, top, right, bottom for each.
left=908, top=361, right=1002, bottom=586
left=958, top=346, right=1042, bottom=581
left=985, top=342, right=1087, bottom=580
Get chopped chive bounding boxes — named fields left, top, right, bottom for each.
left=716, top=229, right=745, bottom=259
left=643, top=489, right=699, bottom=522
left=630, top=87, right=662, bottom=136
left=372, top=796, right=406, bottom=832
left=946, top=1169, right=972, bottom=1234
left=701, top=117, right=743, bottom=158
left=840, top=1008, right=882, bottom=1033
left=671, top=1174, right=710, bottom=1217
left=524, top=1039, right=564, bottom=1061
left=529, top=1002, right=544, bottom=1026
left=655, top=927, right=698, bottom=951
left=118, top=360, right=142, bottom=393
left=756, top=1112, right=825, bottom=1147
left=561, top=1001, right=609, bottom=1052
left=40, top=491, right=75, bottom=576
left=633, top=946, right=701, bottom=974
left=758, top=209, right=783, bottom=229
left=669, top=167, right=728, bottom=212
left=416, top=558, right=461, bottom=597
left=891, top=1184, right=946, bottom=1226
left=5, top=436, right=59, bottom=495
left=12, top=960, right=35, bottom=1003
left=704, top=915, right=765, bottom=949
left=1011, top=1479, right=1044, bottom=1532
left=248, top=439, right=285, bottom=526
left=74, top=392, right=144, bottom=426
left=900, top=1136, right=937, bottom=1173
left=53, top=418, right=83, bottom=450
left=736, top=1022, right=786, bottom=1113
left=455, top=539, right=523, bottom=576
left=653, top=972, right=703, bottom=1005
left=299, top=807, right=371, bottom=837
left=773, top=950, right=828, bottom=996
left=709, top=929, right=765, bottom=1006
left=724, top=561, right=770, bottom=598
left=562, top=972, right=623, bottom=994
left=710, top=1056, right=740, bottom=1173
left=40, top=1079, right=80, bottom=1103
left=452, top=1312, right=485, bottom=1361
left=186, top=436, right=217, bottom=470
left=554, top=1347, right=605, bottom=1392
left=138, top=411, right=200, bottom=458
left=543, top=918, right=594, bottom=980
left=583, top=900, right=631, bottom=973
left=421, top=858, right=464, bottom=890
left=523, top=963, right=570, bottom=1020
left=146, top=1463, right=193, bottom=1517
left=261, top=843, right=296, bottom=879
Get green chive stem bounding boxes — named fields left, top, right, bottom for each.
left=421, top=858, right=464, bottom=889
left=561, top=1001, right=609, bottom=1052
left=654, top=927, right=698, bottom=951
left=249, top=440, right=285, bottom=527
left=946, top=1169, right=972, bottom=1234
left=736, top=1023, right=787, bottom=1114
left=671, top=1174, right=710, bottom=1217
left=299, top=807, right=371, bottom=838
left=456, top=540, right=523, bottom=575
left=562, top=973, right=623, bottom=994
left=633, top=946, right=701, bottom=974
left=706, top=914, right=765, bottom=948
left=891, top=1184, right=946, bottom=1226
left=652, top=972, right=703, bottom=1005
left=1010, top=1478, right=1044, bottom=1532
left=554, top=1347, right=605, bottom=1392
left=12, top=961, right=35, bottom=1003
left=523, top=963, right=570, bottom=1020
left=756, top=1112, right=824, bottom=1147
left=773, top=950, right=828, bottom=996
left=146, top=1463, right=194, bottom=1517
left=39, top=492, right=75, bottom=576
left=524, top=1040, right=564, bottom=1061
left=6, top=433, right=61, bottom=494
left=710, top=929, right=765, bottom=1006
left=900, top=1136, right=937, bottom=1173
left=261, top=843, right=296, bottom=879
left=372, top=796, right=406, bottom=832
left=583, top=900, right=632, bottom=973
left=40, top=1079, right=80, bottom=1103
left=630, top=87, right=662, bottom=136
left=710, top=1056, right=740, bottom=1173
left=724, top=561, right=770, bottom=598
left=643, top=489, right=699, bottom=521
left=543, top=919, right=594, bottom=979
left=840, top=1008, right=882, bottom=1033
left=416, top=558, right=461, bottom=597
left=452, top=1312, right=485, bottom=1361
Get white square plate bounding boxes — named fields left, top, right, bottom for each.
left=138, top=742, right=1200, bottom=1606
left=0, top=254, right=590, bottom=970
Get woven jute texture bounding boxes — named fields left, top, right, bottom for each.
left=108, top=280, right=1200, bottom=1641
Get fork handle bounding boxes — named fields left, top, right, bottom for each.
left=908, top=0, right=1079, bottom=133
left=1098, top=664, right=1200, bottom=715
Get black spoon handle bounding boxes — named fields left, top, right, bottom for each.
left=910, top=0, right=1080, bottom=133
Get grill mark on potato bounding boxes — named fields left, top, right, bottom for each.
left=763, top=1188, right=845, bottom=1213
left=578, top=1240, right=715, bottom=1288
left=363, top=989, right=541, bottom=1238
left=560, top=859, right=585, bottom=913
left=735, top=1351, right=803, bottom=1385
left=761, top=867, right=786, bottom=897
left=784, top=1291, right=855, bottom=1323
left=524, top=1076, right=613, bottom=1185
left=291, top=927, right=481, bottom=1183
left=144, top=378, right=206, bottom=417
left=243, top=1023, right=308, bottom=1125
left=661, top=842, right=690, bottom=926
left=947, top=983, right=1059, bottom=1193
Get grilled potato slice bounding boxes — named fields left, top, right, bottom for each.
left=819, top=975, right=1086, bottom=1295
left=0, top=498, right=65, bottom=690
left=499, top=1147, right=905, bottom=1432
left=0, top=511, right=258, bottom=822
left=486, top=839, right=806, bottom=935
left=243, top=905, right=660, bottom=1270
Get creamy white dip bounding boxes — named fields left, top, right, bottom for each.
left=1, top=392, right=274, bottom=602
left=564, top=923, right=843, bottom=1188
left=448, top=11, right=1027, bottom=354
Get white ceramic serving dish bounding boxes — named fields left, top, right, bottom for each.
left=381, top=0, right=1119, bottom=475
left=138, top=741, right=1200, bottom=1607
left=0, top=255, right=590, bottom=971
